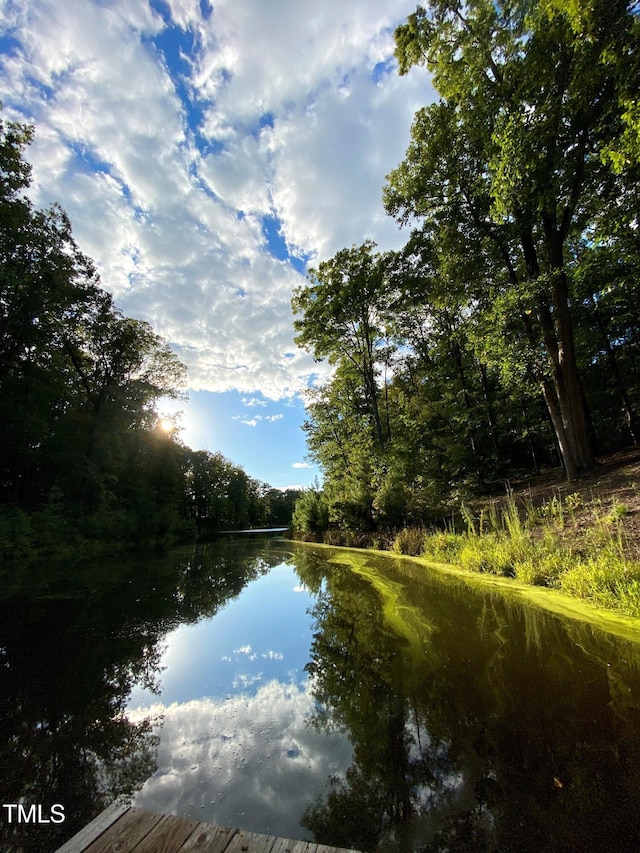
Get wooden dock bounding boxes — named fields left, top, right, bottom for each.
left=54, top=803, right=362, bottom=853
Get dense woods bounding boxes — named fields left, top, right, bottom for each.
left=0, top=112, right=298, bottom=559
left=292, top=0, right=640, bottom=537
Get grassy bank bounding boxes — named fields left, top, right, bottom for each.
left=299, top=451, right=640, bottom=619
left=392, top=492, right=640, bottom=618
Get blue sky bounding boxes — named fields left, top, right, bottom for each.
left=0, top=0, right=433, bottom=489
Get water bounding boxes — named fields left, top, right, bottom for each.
left=126, top=553, right=353, bottom=840
left=2, top=536, right=640, bottom=852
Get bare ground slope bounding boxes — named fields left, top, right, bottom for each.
left=485, top=448, right=640, bottom=558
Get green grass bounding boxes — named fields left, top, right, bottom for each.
left=418, top=493, right=640, bottom=618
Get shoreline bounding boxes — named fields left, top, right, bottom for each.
left=288, top=538, right=640, bottom=646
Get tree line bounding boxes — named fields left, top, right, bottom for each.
left=0, top=111, right=299, bottom=558
left=292, top=0, right=640, bottom=536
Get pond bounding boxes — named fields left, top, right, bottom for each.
left=2, top=536, right=640, bottom=852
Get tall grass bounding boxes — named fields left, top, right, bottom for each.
left=418, top=493, right=640, bottom=618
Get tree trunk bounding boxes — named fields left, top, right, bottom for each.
left=519, top=227, right=594, bottom=479
left=549, top=266, right=594, bottom=473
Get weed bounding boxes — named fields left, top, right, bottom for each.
left=461, top=503, right=478, bottom=535
left=422, top=531, right=462, bottom=562
left=609, top=502, right=628, bottom=521
left=412, top=490, right=640, bottom=618
left=392, top=527, right=425, bottom=556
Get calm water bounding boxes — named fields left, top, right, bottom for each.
left=3, top=537, right=640, bottom=852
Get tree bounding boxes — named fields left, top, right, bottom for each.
left=62, top=292, right=186, bottom=423
left=0, top=108, right=289, bottom=550
left=0, top=111, right=103, bottom=505
left=0, top=108, right=192, bottom=540
left=291, top=485, right=330, bottom=538
left=385, top=0, right=640, bottom=479
left=292, top=242, right=392, bottom=450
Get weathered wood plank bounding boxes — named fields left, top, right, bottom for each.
left=270, top=839, right=355, bottom=853
left=53, top=802, right=130, bottom=853
left=132, top=812, right=202, bottom=853
left=181, top=822, right=238, bottom=852
left=224, top=827, right=277, bottom=852
left=316, top=846, right=361, bottom=853
left=54, top=804, right=363, bottom=853
left=270, top=838, right=317, bottom=852
left=84, top=806, right=164, bottom=853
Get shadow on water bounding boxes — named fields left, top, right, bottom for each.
left=290, top=546, right=640, bottom=853
left=0, top=536, right=288, bottom=853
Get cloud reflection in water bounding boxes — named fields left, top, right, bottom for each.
left=127, top=678, right=353, bottom=840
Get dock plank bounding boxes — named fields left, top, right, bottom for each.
left=224, top=827, right=277, bottom=852
left=270, top=839, right=317, bottom=852
left=270, top=840, right=354, bottom=853
left=54, top=806, right=363, bottom=853
left=84, top=806, right=164, bottom=853
left=54, top=802, right=130, bottom=853
left=313, top=847, right=360, bottom=853
left=132, top=813, right=202, bottom=853
left=181, top=822, right=238, bottom=852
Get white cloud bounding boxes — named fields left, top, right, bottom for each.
left=261, top=650, right=284, bottom=660
left=234, top=413, right=284, bottom=426
left=0, top=0, right=434, bottom=400
left=292, top=462, right=311, bottom=469
left=268, top=66, right=433, bottom=260
left=232, top=672, right=263, bottom=690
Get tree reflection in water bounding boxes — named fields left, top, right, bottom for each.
left=293, top=548, right=640, bottom=853
left=0, top=537, right=285, bottom=853
left=4, top=540, right=640, bottom=852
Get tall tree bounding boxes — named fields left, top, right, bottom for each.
left=0, top=112, right=102, bottom=504
left=292, top=242, right=392, bottom=450
left=385, top=0, right=640, bottom=479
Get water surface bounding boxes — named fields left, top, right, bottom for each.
left=2, top=537, right=640, bottom=852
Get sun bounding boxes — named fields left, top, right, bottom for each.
left=159, top=418, right=174, bottom=433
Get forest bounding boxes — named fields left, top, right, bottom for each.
left=292, top=0, right=640, bottom=538
left=0, top=114, right=299, bottom=561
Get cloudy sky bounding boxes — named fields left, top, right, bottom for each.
left=0, top=0, right=433, bottom=487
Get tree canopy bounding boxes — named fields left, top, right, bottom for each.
left=292, top=0, right=640, bottom=538
left=0, top=109, right=297, bottom=557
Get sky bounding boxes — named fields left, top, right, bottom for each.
left=0, top=0, right=434, bottom=489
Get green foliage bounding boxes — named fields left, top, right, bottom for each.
left=183, top=449, right=286, bottom=532
left=292, top=487, right=330, bottom=538
left=415, top=491, right=640, bottom=617
left=0, top=506, right=34, bottom=561
left=422, top=530, right=462, bottom=563
left=293, top=242, right=392, bottom=451
left=384, top=0, right=640, bottom=479
left=294, top=0, right=640, bottom=535
left=0, top=110, right=286, bottom=559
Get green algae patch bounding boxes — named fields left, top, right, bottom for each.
left=402, top=551, right=640, bottom=647
left=291, top=540, right=640, bottom=647
left=324, top=549, right=434, bottom=656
